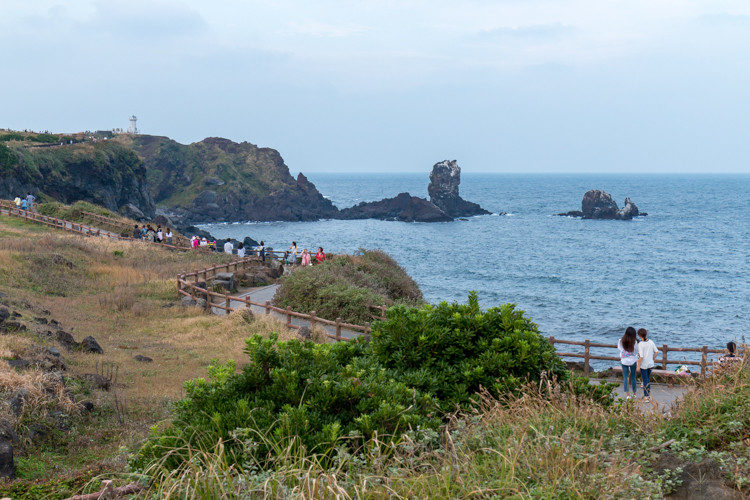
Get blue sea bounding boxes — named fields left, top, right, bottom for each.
left=202, top=174, right=749, bottom=364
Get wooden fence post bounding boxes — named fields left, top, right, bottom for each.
left=583, top=339, right=591, bottom=375
left=225, top=294, right=231, bottom=314
left=286, top=306, right=292, bottom=327
left=700, top=346, right=708, bottom=377
left=265, top=301, right=270, bottom=315
left=204, top=292, right=211, bottom=313
left=310, top=311, right=317, bottom=333
left=335, top=318, right=342, bottom=341
left=662, top=344, right=669, bottom=370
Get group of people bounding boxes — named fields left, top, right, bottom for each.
left=12, top=194, right=35, bottom=211
left=188, top=236, right=247, bottom=256
left=133, top=224, right=173, bottom=244
left=618, top=327, right=743, bottom=401
left=287, top=241, right=327, bottom=266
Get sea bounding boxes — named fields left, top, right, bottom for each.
left=201, top=173, right=749, bottom=366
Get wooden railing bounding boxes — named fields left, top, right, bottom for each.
left=0, top=201, right=191, bottom=251
left=177, top=257, right=384, bottom=341
left=547, top=336, right=734, bottom=377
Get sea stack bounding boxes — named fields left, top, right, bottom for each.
left=559, top=190, right=645, bottom=220
left=428, top=160, right=490, bottom=218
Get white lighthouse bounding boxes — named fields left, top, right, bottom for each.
left=128, top=115, right=138, bottom=134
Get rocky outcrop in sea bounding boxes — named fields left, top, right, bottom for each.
left=558, top=190, right=646, bottom=220
left=336, top=160, right=489, bottom=222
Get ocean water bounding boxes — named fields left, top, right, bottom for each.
left=201, top=174, right=749, bottom=363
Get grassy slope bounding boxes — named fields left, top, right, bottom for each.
left=0, top=215, right=291, bottom=497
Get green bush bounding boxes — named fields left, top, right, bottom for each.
left=132, top=334, right=439, bottom=472
left=0, top=144, right=18, bottom=173
left=274, top=250, right=422, bottom=324
left=135, top=294, right=601, bottom=476
left=28, top=133, right=59, bottom=144
left=370, top=292, right=568, bottom=412
left=0, top=132, right=24, bottom=142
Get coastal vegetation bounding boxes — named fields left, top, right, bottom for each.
left=0, top=209, right=747, bottom=498
left=272, top=249, right=423, bottom=324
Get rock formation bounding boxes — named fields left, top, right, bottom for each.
left=428, top=160, right=490, bottom=217
left=336, top=160, right=489, bottom=222
left=338, top=192, right=452, bottom=222
left=558, top=190, right=645, bottom=220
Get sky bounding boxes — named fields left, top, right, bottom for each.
left=2, top=1, right=750, bottom=174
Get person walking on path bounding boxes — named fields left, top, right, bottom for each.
left=618, top=327, right=639, bottom=399
left=223, top=239, right=234, bottom=254
left=636, top=328, right=659, bottom=401
left=301, top=248, right=311, bottom=266
left=288, top=241, right=298, bottom=265
left=315, top=247, right=327, bottom=264
left=21, top=198, right=27, bottom=210
left=26, top=194, right=35, bottom=211
left=13, top=197, right=21, bottom=208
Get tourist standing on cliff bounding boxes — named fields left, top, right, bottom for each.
left=618, top=327, right=639, bottom=399
left=165, top=228, right=173, bottom=245
left=133, top=225, right=140, bottom=239
left=156, top=227, right=163, bottom=243
left=21, top=198, right=27, bottom=210
left=315, top=247, right=327, bottom=264
left=301, top=248, right=311, bottom=266
left=223, top=239, right=233, bottom=254
left=236, top=242, right=245, bottom=258
left=288, top=241, right=298, bottom=265
left=636, top=328, right=659, bottom=401
left=26, top=193, right=35, bottom=211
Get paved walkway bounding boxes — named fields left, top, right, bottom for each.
left=593, top=378, right=690, bottom=411
left=213, top=284, right=365, bottom=340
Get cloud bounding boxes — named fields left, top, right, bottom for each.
left=473, top=23, right=576, bottom=41
left=284, top=20, right=367, bottom=38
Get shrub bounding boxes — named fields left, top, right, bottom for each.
left=132, top=335, right=439, bottom=472
left=0, top=144, right=18, bottom=173
left=0, top=132, right=24, bottom=142
left=28, top=133, right=59, bottom=144
left=273, top=249, right=422, bottom=324
left=370, top=292, right=569, bottom=412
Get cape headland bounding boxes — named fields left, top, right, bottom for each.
left=558, top=190, right=646, bottom=220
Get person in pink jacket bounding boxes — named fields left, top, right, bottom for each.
left=301, top=248, right=312, bottom=266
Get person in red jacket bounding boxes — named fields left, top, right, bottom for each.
left=315, top=247, right=326, bottom=264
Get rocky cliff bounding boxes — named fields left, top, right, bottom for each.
left=119, top=135, right=338, bottom=224
left=0, top=141, right=155, bottom=218
left=558, top=190, right=645, bottom=220
left=428, top=160, right=490, bottom=217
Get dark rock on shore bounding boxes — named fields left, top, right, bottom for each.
left=428, top=160, right=490, bottom=217
left=558, top=190, right=646, bottom=220
left=338, top=193, right=452, bottom=222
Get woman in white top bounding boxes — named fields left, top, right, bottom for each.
left=636, top=328, right=659, bottom=400
left=288, top=241, right=298, bottom=265
left=236, top=243, right=245, bottom=258
left=618, top=327, right=639, bottom=399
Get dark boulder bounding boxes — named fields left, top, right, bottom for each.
left=0, top=307, right=8, bottom=324
left=558, top=190, right=646, bottom=220
left=243, top=236, right=260, bottom=248
left=119, top=203, right=147, bottom=221
left=6, top=359, right=30, bottom=371
left=55, top=330, right=79, bottom=350
left=338, top=192, right=452, bottom=222
left=428, top=160, right=490, bottom=218
left=0, top=421, right=16, bottom=479
left=80, top=336, right=103, bottom=354
left=134, top=354, right=153, bottom=363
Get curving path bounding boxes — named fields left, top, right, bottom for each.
left=214, top=284, right=364, bottom=340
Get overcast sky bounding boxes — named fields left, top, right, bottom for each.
left=2, top=1, right=750, bottom=173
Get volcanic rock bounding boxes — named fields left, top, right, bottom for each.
left=119, top=203, right=147, bottom=221
left=428, top=160, right=490, bottom=217
left=558, top=190, right=646, bottom=220
left=338, top=192, right=452, bottom=222
left=80, top=336, right=104, bottom=354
